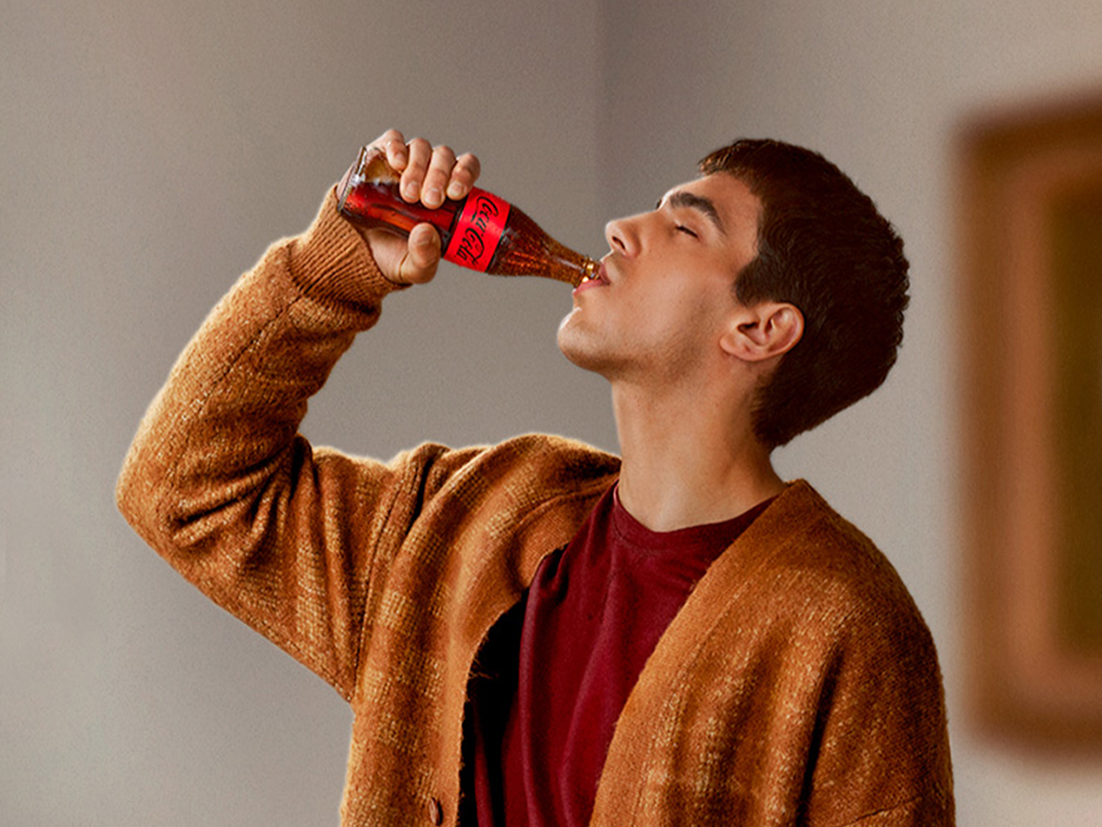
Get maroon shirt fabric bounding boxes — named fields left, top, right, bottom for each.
left=471, top=484, right=771, bottom=827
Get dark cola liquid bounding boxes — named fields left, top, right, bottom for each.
left=337, top=147, right=596, bottom=286
left=490, top=208, right=596, bottom=283
left=339, top=179, right=459, bottom=242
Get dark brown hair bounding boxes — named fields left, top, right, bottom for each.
left=700, top=139, right=909, bottom=448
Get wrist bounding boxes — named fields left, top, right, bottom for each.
left=290, top=187, right=409, bottom=305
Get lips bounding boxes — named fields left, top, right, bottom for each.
left=572, top=261, right=611, bottom=295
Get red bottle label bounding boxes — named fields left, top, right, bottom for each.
left=444, top=188, right=511, bottom=272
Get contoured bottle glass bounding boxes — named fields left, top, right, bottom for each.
left=336, top=146, right=598, bottom=287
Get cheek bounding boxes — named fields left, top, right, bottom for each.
left=663, top=284, right=729, bottom=328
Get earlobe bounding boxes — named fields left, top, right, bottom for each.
left=720, top=302, right=804, bottom=362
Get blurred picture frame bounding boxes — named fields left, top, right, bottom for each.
left=959, top=92, right=1102, bottom=750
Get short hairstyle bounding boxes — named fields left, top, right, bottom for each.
left=699, top=139, right=910, bottom=449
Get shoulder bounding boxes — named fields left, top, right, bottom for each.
left=371, top=434, right=619, bottom=581
left=764, top=486, right=953, bottom=818
left=742, top=480, right=936, bottom=657
left=490, top=433, right=621, bottom=483
left=683, top=482, right=952, bottom=820
left=386, top=433, right=618, bottom=484
left=379, top=433, right=620, bottom=517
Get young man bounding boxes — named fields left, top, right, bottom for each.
left=117, top=130, right=954, bottom=826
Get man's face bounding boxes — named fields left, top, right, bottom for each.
left=557, top=172, right=762, bottom=386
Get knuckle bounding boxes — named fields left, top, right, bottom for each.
left=377, top=129, right=404, bottom=146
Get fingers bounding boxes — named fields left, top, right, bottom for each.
left=414, top=141, right=451, bottom=208
left=367, top=129, right=481, bottom=208
left=447, top=153, right=481, bottom=200
left=359, top=129, right=482, bottom=286
left=371, top=128, right=411, bottom=171
left=402, top=137, right=434, bottom=202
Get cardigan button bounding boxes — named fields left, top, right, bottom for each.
left=426, top=796, right=443, bottom=825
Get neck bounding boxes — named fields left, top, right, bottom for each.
left=610, top=380, right=785, bottom=532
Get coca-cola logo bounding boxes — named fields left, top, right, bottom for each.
left=452, top=194, right=500, bottom=265
left=444, top=189, right=509, bottom=272
left=453, top=227, right=484, bottom=264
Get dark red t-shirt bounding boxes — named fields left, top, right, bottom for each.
left=471, top=484, right=771, bottom=826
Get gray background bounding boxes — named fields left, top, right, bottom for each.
left=4, top=0, right=1102, bottom=824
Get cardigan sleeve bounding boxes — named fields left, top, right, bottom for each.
left=115, top=188, right=470, bottom=701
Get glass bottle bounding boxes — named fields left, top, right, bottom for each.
left=336, top=146, right=598, bottom=286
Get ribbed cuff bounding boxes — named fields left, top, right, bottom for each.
left=288, top=187, right=408, bottom=315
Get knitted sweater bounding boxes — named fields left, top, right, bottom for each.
left=116, top=190, right=954, bottom=826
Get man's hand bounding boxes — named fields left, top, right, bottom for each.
left=355, top=129, right=482, bottom=286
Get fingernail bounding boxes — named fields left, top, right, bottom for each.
left=447, top=182, right=464, bottom=199
left=403, top=181, right=418, bottom=199
left=424, top=187, right=442, bottom=205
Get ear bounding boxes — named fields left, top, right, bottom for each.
left=719, top=301, right=804, bottom=363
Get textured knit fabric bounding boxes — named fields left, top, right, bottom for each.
left=116, top=189, right=955, bottom=826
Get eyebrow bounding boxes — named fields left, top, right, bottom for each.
left=657, top=190, right=727, bottom=236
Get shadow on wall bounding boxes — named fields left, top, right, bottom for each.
left=956, top=88, right=1102, bottom=757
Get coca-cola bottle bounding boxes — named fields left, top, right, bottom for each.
left=336, top=146, right=598, bottom=286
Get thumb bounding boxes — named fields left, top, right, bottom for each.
left=395, top=223, right=442, bottom=285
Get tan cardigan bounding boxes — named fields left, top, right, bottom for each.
left=117, top=191, right=954, bottom=826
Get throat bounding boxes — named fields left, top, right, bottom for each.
left=614, top=429, right=783, bottom=532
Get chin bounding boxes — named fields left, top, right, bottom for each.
left=557, top=321, right=602, bottom=372
left=558, top=328, right=620, bottom=379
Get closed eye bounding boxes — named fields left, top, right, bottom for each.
left=675, top=224, right=699, bottom=238
left=657, top=190, right=727, bottom=237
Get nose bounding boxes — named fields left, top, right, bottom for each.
left=604, top=216, right=636, bottom=257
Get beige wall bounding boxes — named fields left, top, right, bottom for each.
left=3, top=0, right=1102, bottom=823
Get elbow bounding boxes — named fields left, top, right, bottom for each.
left=115, top=437, right=176, bottom=548
left=116, top=435, right=276, bottom=562
left=116, top=449, right=155, bottom=541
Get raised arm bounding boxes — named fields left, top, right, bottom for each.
left=116, top=133, right=482, bottom=700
